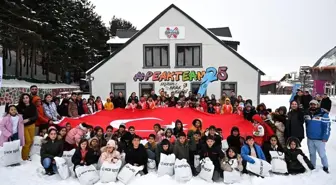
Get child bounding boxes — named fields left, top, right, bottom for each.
left=153, top=123, right=164, bottom=143
left=226, top=127, right=241, bottom=152
left=195, top=102, right=204, bottom=112
left=65, top=122, right=72, bottom=132
left=126, top=99, right=137, bottom=110
left=207, top=103, right=216, bottom=114
left=104, top=125, right=114, bottom=142
left=200, top=136, right=225, bottom=181
left=252, top=114, right=274, bottom=146
left=71, top=138, right=97, bottom=172
left=221, top=98, right=233, bottom=114
left=187, top=119, right=203, bottom=140
left=145, top=134, right=157, bottom=160
left=147, top=97, right=156, bottom=109
left=220, top=147, right=243, bottom=173
left=139, top=97, right=148, bottom=109
left=104, top=97, right=114, bottom=110
left=173, top=119, right=184, bottom=137
left=99, top=140, right=121, bottom=164
left=214, top=101, right=221, bottom=114
left=176, top=101, right=182, bottom=108
left=235, top=102, right=244, bottom=116
left=202, top=125, right=222, bottom=148
left=241, top=136, right=266, bottom=173
left=94, top=126, right=107, bottom=147
left=164, top=128, right=176, bottom=144
left=155, top=139, right=173, bottom=165
left=57, top=126, right=67, bottom=142
left=173, top=132, right=190, bottom=162
left=0, top=105, right=25, bottom=147
left=200, top=98, right=208, bottom=112
left=262, top=135, right=285, bottom=163
left=65, top=122, right=90, bottom=147
left=189, top=131, right=202, bottom=175
left=285, top=137, right=314, bottom=174
left=89, top=137, right=101, bottom=164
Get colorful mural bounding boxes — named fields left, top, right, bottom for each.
left=160, top=82, right=188, bottom=94
left=0, top=87, right=79, bottom=105
left=197, top=66, right=229, bottom=96
left=133, top=66, right=228, bottom=82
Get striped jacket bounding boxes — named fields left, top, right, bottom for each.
left=304, top=109, right=331, bottom=141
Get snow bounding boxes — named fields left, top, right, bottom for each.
left=279, top=81, right=293, bottom=87
left=1, top=79, right=79, bottom=89
left=318, top=56, right=336, bottom=67
left=0, top=95, right=336, bottom=185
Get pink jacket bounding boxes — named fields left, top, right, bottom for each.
left=155, top=130, right=165, bottom=143
left=0, top=114, right=25, bottom=147
left=65, top=125, right=86, bottom=145
left=99, top=148, right=121, bottom=164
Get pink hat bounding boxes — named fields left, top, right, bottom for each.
left=106, top=140, right=117, bottom=149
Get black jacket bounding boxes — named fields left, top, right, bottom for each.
left=285, top=148, right=314, bottom=174
left=188, top=138, right=202, bottom=167
left=227, top=135, right=241, bottom=153
left=285, top=109, right=305, bottom=139
left=40, top=139, right=64, bottom=165
left=16, top=103, right=37, bottom=126
left=262, top=143, right=285, bottom=163
left=321, top=97, right=332, bottom=112
left=243, top=108, right=257, bottom=122
left=200, top=145, right=225, bottom=171
left=77, top=99, right=84, bottom=115
left=71, top=148, right=97, bottom=171
left=114, top=97, right=127, bottom=108
left=125, top=144, right=148, bottom=174
left=155, top=143, right=173, bottom=165
left=201, top=134, right=222, bottom=149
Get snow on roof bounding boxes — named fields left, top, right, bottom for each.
left=313, top=46, right=336, bottom=67
left=279, top=81, right=292, bottom=87
left=1, top=79, right=79, bottom=89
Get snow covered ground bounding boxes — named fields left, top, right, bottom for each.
left=1, top=79, right=79, bottom=88
left=0, top=95, right=335, bottom=185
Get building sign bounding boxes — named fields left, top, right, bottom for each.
left=159, top=26, right=185, bottom=40
left=133, top=66, right=228, bottom=82
left=160, top=82, right=188, bottom=94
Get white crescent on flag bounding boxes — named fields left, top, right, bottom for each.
left=110, top=117, right=163, bottom=131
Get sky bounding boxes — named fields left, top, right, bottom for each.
left=92, top=0, right=336, bottom=80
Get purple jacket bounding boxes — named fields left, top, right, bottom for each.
left=0, top=114, right=25, bottom=147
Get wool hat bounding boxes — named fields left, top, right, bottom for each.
left=106, top=139, right=117, bottom=148
left=245, top=103, right=252, bottom=107
left=48, top=126, right=57, bottom=133
left=309, top=100, right=319, bottom=105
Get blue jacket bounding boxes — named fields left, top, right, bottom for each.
left=305, top=109, right=331, bottom=141
left=241, top=143, right=266, bottom=164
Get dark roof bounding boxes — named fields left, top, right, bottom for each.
left=116, top=29, right=139, bottom=38
left=260, top=81, right=278, bottom=87
left=87, top=4, right=265, bottom=75
left=312, top=46, right=336, bottom=67
left=208, top=27, right=232, bottom=37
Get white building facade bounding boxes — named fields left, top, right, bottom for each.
left=87, top=4, right=264, bottom=104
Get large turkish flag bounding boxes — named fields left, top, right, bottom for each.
left=59, top=108, right=254, bottom=138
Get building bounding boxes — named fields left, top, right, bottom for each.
left=87, top=4, right=265, bottom=104
left=260, top=81, right=278, bottom=94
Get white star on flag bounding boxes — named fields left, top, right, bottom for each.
left=163, top=122, right=188, bottom=130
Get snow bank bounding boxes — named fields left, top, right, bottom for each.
left=1, top=79, right=78, bottom=89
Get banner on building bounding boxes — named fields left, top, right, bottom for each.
left=59, top=108, right=253, bottom=138
left=159, top=26, right=185, bottom=39
left=0, top=57, right=3, bottom=88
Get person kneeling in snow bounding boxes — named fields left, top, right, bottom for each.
left=99, top=140, right=121, bottom=165
left=155, top=139, right=173, bottom=166
left=285, top=137, right=314, bottom=174
left=125, top=135, right=148, bottom=175
left=71, top=138, right=97, bottom=173
left=241, top=136, right=266, bottom=174
left=262, top=135, right=285, bottom=163
left=40, top=127, right=64, bottom=175
left=220, top=147, right=243, bottom=173
left=200, top=135, right=225, bottom=181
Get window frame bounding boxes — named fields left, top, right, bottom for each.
left=190, top=82, right=206, bottom=96
left=139, top=82, right=155, bottom=97
left=220, top=82, right=238, bottom=96
left=175, top=43, right=202, bottom=68
left=143, top=44, right=170, bottom=69
left=111, top=83, right=127, bottom=97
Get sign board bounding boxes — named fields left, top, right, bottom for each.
left=159, top=26, right=185, bottom=40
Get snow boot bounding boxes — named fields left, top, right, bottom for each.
left=323, top=167, right=329, bottom=174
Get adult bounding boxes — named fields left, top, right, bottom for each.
left=230, top=91, right=237, bottom=106
left=320, top=94, right=332, bottom=112
left=285, top=100, right=305, bottom=143
left=76, top=94, right=84, bottom=116
left=43, top=94, right=60, bottom=121
left=29, top=85, right=38, bottom=98
left=40, top=127, right=64, bottom=175
left=68, top=93, right=79, bottom=118
left=150, top=90, right=158, bottom=101
left=87, top=98, right=98, bottom=114
left=302, top=91, right=313, bottom=111
left=293, top=90, right=304, bottom=109
left=33, top=96, right=52, bottom=135
left=16, top=93, right=37, bottom=160
left=57, top=98, right=70, bottom=117
left=114, top=92, right=127, bottom=108
left=127, top=92, right=139, bottom=104
left=305, top=100, right=330, bottom=173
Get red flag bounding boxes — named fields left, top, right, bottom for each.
left=59, top=108, right=254, bottom=138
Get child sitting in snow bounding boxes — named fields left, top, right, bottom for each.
left=99, top=140, right=121, bottom=165
left=241, top=136, right=266, bottom=174
left=220, top=147, right=243, bottom=172
left=145, top=134, right=157, bottom=160
left=285, top=137, right=314, bottom=174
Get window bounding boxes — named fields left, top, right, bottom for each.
left=139, top=83, right=154, bottom=96
left=190, top=82, right=206, bottom=96
left=111, top=83, right=126, bottom=97
left=143, top=45, right=169, bottom=68
left=221, top=82, right=237, bottom=97
left=176, top=44, right=202, bottom=67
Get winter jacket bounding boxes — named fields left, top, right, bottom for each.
left=285, top=148, right=314, bottom=174
left=274, top=121, right=286, bottom=147
left=155, top=130, right=165, bottom=143
left=77, top=99, right=84, bottom=116
left=286, top=108, right=305, bottom=140
left=155, top=142, right=173, bottom=164
left=173, top=140, right=190, bottom=162
left=43, top=102, right=60, bottom=121
left=0, top=114, right=25, bottom=146
left=104, top=98, right=114, bottom=110
left=262, top=143, right=285, bottom=163
left=68, top=99, right=79, bottom=118
left=65, top=124, right=87, bottom=145
left=304, top=108, right=331, bottom=141
left=241, top=144, right=266, bottom=164
left=58, top=99, right=69, bottom=117
left=243, top=108, right=257, bottom=122
left=222, top=104, right=233, bottom=114
left=187, top=119, right=204, bottom=139
left=16, top=103, right=37, bottom=127
left=125, top=144, right=148, bottom=174
left=145, top=142, right=157, bottom=160
left=99, top=148, right=121, bottom=164
left=32, top=96, right=50, bottom=126
left=207, top=107, right=215, bottom=114
left=302, top=94, right=313, bottom=110
left=87, top=103, right=98, bottom=114
left=114, top=97, right=127, bottom=108
left=220, top=155, right=243, bottom=172
left=71, top=148, right=97, bottom=170
left=189, top=137, right=202, bottom=167
left=40, top=138, right=64, bottom=165
left=226, top=127, right=241, bottom=153
left=320, top=97, right=332, bottom=112
left=200, top=144, right=225, bottom=171
left=201, top=133, right=222, bottom=148
left=127, top=96, right=139, bottom=104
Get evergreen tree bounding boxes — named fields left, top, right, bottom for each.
left=109, top=15, right=137, bottom=36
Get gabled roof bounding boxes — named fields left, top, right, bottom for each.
left=208, top=27, right=232, bottom=37
left=260, top=81, right=278, bottom=87
left=87, top=4, right=265, bottom=75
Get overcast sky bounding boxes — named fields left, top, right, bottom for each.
left=92, top=0, right=336, bottom=80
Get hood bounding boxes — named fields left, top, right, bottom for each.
left=245, top=99, right=253, bottom=106
left=230, top=126, right=240, bottom=136
left=225, top=98, right=231, bottom=102
left=89, top=136, right=99, bottom=147
left=286, top=137, right=301, bottom=149
left=278, top=106, right=287, bottom=114
left=256, top=103, right=266, bottom=112
left=32, top=96, right=41, bottom=106
left=252, top=114, right=263, bottom=123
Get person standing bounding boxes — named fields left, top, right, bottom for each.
left=68, top=93, right=79, bottom=118
left=320, top=94, right=332, bottom=112
left=304, top=100, right=331, bottom=173
left=285, top=100, right=305, bottom=143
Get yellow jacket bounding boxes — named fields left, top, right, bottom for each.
left=104, top=98, right=114, bottom=110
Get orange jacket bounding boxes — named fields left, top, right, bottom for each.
left=32, top=96, right=50, bottom=126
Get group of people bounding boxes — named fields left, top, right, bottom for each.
left=0, top=85, right=332, bottom=183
